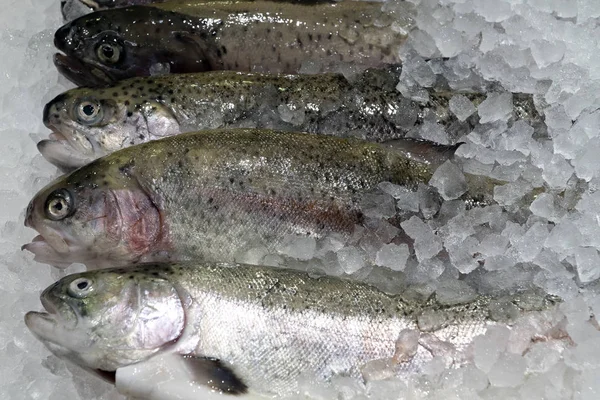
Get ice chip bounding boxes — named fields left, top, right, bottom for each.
left=337, top=246, right=367, bottom=274
left=544, top=220, right=583, bottom=255
left=375, top=243, right=410, bottom=271
left=488, top=353, right=526, bottom=388
left=531, top=40, right=566, bottom=68
left=277, top=104, right=305, bottom=125
left=448, top=94, right=476, bottom=122
left=529, top=193, right=565, bottom=222
left=473, top=0, right=513, bottom=22
left=542, top=154, right=574, bottom=189
left=429, top=161, right=468, bottom=200
left=276, top=236, right=316, bottom=261
left=510, top=222, right=549, bottom=262
left=400, top=216, right=443, bottom=261
left=435, top=279, right=477, bottom=305
left=478, top=93, right=513, bottom=123
left=473, top=326, right=510, bottom=373
left=574, top=246, right=600, bottom=283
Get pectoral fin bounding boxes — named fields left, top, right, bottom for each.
left=183, top=355, right=248, bottom=395
left=116, top=353, right=248, bottom=399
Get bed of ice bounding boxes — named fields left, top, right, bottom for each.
left=2, top=0, right=600, bottom=399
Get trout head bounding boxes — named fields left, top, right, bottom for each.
left=25, top=267, right=185, bottom=371
left=23, top=158, right=167, bottom=268
left=40, top=84, right=180, bottom=170
left=54, top=6, right=216, bottom=86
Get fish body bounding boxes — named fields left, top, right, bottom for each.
left=40, top=68, right=546, bottom=170
left=25, top=262, right=563, bottom=397
left=24, top=128, right=484, bottom=269
left=53, top=0, right=412, bottom=86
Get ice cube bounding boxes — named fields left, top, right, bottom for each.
left=276, top=236, right=316, bottom=261
left=400, top=216, right=443, bottom=261
left=448, top=94, right=476, bottom=122
left=375, top=243, right=410, bottom=271
left=531, top=40, right=566, bottom=68
left=337, top=246, right=367, bottom=274
left=429, top=161, right=468, bottom=200
left=488, top=353, right=526, bottom=388
left=530, top=193, right=566, bottom=222
left=509, top=222, right=549, bottom=262
left=435, top=279, right=477, bottom=305
left=277, top=103, right=305, bottom=125
left=478, top=93, right=513, bottom=124
left=574, top=247, right=600, bottom=283
left=473, top=326, right=510, bottom=373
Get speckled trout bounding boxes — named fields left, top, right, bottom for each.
left=39, top=68, right=545, bottom=170
left=53, top=0, right=412, bottom=86
left=25, top=262, right=565, bottom=397
left=23, top=128, right=498, bottom=269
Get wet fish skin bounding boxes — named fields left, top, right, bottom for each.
left=25, top=262, right=563, bottom=397
left=53, top=0, right=410, bottom=86
left=24, top=129, right=470, bottom=269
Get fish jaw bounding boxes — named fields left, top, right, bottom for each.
left=53, top=53, right=114, bottom=87
left=37, top=139, right=96, bottom=171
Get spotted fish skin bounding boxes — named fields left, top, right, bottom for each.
left=25, top=262, right=563, bottom=397
left=24, top=129, right=481, bottom=269
left=53, top=0, right=412, bottom=86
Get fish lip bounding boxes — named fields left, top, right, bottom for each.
left=37, top=139, right=92, bottom=171
left=54, top=53, right=113, bottom=88
left=24, top=311, right=60, bottom=344
left=22, top=233, right=75, bottom=268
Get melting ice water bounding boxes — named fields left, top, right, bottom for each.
left=3, top=0, right=600, bottom=399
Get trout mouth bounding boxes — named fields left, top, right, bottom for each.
left=38, top=125, right=98, bottom=170
left=22, top=234, right=77, bottom=268
left=54, top=53, right=114, bottom=87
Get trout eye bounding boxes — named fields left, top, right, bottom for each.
left=44, top=188, right=75, bottom=221
left=97, top=43, right=121, bottom=64
left=68, top=277, right=94, bottom=299
left=75, top=100, right=103, bottom=125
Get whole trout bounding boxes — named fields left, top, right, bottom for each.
left=39, top=68, right=546, bottom=170
left=53, top=0, right=412, bottom=86
left=23, top=129, right=496, bottom=269
left=25, top=262, right=565, bottom=397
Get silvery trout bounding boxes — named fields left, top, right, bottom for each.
left=25, top=262, right=566, bottom=397
left=23, top=129, right=498, bottom=269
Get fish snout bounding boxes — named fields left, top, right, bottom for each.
left=54, top=23, right=78, bottom=53
left=43, top=94, right=68, bottom=127
left=24, top=199, right=36, bottom=228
